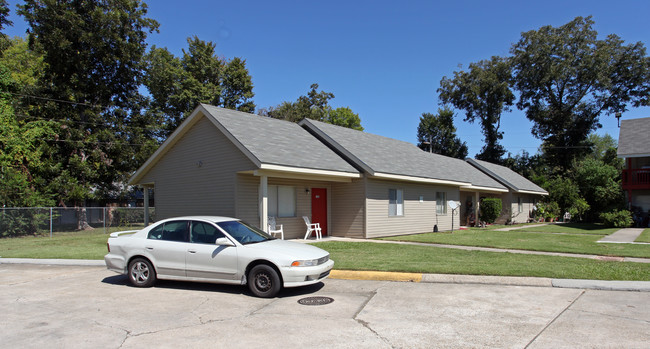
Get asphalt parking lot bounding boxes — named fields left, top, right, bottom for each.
left=1, top=264, right=649, bottom=348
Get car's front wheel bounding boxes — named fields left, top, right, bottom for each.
left=128, top=258, right=156, bottom=287
left=248, top=264, right=281, bottom=298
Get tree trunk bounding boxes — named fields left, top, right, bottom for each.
left=76, top=206, right=94, bottom=231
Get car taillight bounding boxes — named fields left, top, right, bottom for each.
left=107, top=242, right=110, bottom=252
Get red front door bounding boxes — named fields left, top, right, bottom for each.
left=311, top=188, right=327, bottom=236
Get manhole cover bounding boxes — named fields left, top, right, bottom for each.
left=297, top=296, right=334, bottom=306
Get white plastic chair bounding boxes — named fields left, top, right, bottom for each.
left=303, top=216, right=322, bottom=240
left=268, top=216, right=284, bottom=239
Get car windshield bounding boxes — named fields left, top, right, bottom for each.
left=216, top=220, right=273, bottom=245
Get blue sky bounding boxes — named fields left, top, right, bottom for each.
left=5, top=0, right=650, bottom=157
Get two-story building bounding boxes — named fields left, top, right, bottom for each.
left=618, top=117, right=650, bottom=227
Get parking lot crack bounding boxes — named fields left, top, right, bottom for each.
left=191, top=297, right=211, bottom=324
left=353, top=289, right=397, bottom=348
left=524, top=290, right=586, bottom=348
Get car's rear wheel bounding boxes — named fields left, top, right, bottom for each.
left=128, top=258, right=156, bottom=287
left=248, top=264, right=281, bottom=298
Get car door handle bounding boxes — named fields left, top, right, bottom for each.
left=146, top=247, right=153, bottom=250
left=188, top=249, right=197, bottom=254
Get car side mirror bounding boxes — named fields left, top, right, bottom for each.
left=215, top=237, right=235, bottom=247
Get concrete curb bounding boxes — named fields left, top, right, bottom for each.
left=551, top=279, right=650, bottom=292
left=330, top=270, right=423, bottom=282
left=328, top=269, right=650, bottom=292
left=0, top=258, right=105, bottom=266
left=2, top=258, right=649, bottom=292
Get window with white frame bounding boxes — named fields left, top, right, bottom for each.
left=388, top=189, right=404, bottom=216
left=436, top=192, right=447, bottom=215
left=268, top=185, right=296, bottom=217
left=518, top=197, right=523, bottom=213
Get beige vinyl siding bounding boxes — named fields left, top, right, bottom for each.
left=492, top=192, right=537, bottom=224
left=236, top=174, right=259, bottom=225
left=510, top=194, right=537, bottom=224
left=365, top=178, right=460, bottom=238
left=331, top=179, right=365, bottom=238
left=139, top=116, right=257, bottom=220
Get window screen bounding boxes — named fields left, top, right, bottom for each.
left=436, top=192, right=447, bottom=215
left=389, top=189, right=404, bottom=216
left=268, top=185, right=296, bottom=217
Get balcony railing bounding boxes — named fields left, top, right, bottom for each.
left=622, top=169, right=650, bottom=190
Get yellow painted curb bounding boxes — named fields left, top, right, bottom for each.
left=330, top=270, right=422, bottom=282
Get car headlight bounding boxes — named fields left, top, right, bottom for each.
left=291, top=255, right=329, bottom=267
left=291, top=259, right=319, bottom=267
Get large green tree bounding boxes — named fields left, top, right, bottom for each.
left=0, top=63, right=54, bottom=207
left=17, top=0, right=159, bottom=218
left=143, top=36, right=255, bottom=134
left=261, top=83, right=363, bottom=130
left=0, top=15, right=54, bottom=207
left=438, top=56, right=514, bottom=163
left=573, top=157, right=623, bottom=220
left=511, top=16, right=650, bottom=172
left=416, top=107, right=468, bottom=159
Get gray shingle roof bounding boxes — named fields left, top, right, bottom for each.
left=617, top=117, right=650, bottom=157
left=466, top=159, right=548, bottom=194
left=201, top=105, right=359, bottom=173
left=300, top=119, right=507, bottom=190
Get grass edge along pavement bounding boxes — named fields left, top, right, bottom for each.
left=636, top=228, right=650, bottom=243
left=312, top=241, right=650, bottom=282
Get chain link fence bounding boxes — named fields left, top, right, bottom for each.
left=0, top=207, right=156, bottom=238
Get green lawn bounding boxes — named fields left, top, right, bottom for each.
left=637, top=229, right=650, bottom=243
left=313, top=241, right=650, bottom=281
left=0, top=228, right=127, bottom=260
left=380, top=223, right=650, bottom=258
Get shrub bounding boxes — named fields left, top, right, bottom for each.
left=480, top=198, right=502, bottom=223
left=0, top=209, right=49, bottom=237
left=600, top=209, right=632, bottom=228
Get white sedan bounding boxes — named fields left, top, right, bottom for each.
left=104, top=216, right=334, bottom=298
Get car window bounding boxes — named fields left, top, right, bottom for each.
left=147, top=221, right=189, bottom=242
left=216, top=220, right=272, bottom=245
left=147, top=223, right=164, bottom=240
left=190, top=221, right=225, bottom=244
left=162, top=221, right=189, bottom=242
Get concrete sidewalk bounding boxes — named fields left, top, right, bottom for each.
left=598, top=228, right=646, bottom=243
left=494, top=223, right=548, bottom=231
left=2, top=257, right=648, bottom=292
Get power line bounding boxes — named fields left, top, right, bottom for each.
left=0, top=136, right=158, bottom=147
left=2, top=91, right=101, bottom=108
left=12, top=113, right=163, bottom=133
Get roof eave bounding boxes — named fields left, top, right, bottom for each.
left=617, top=153, right=650, bottom=158
left=372, top=172, right=470, bottom=186
left=515, top=189, right=549, bottom=196
left=460, top=185, right=509, bottom=193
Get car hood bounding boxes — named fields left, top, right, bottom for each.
left=244, top=239, right=329, bottom=260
